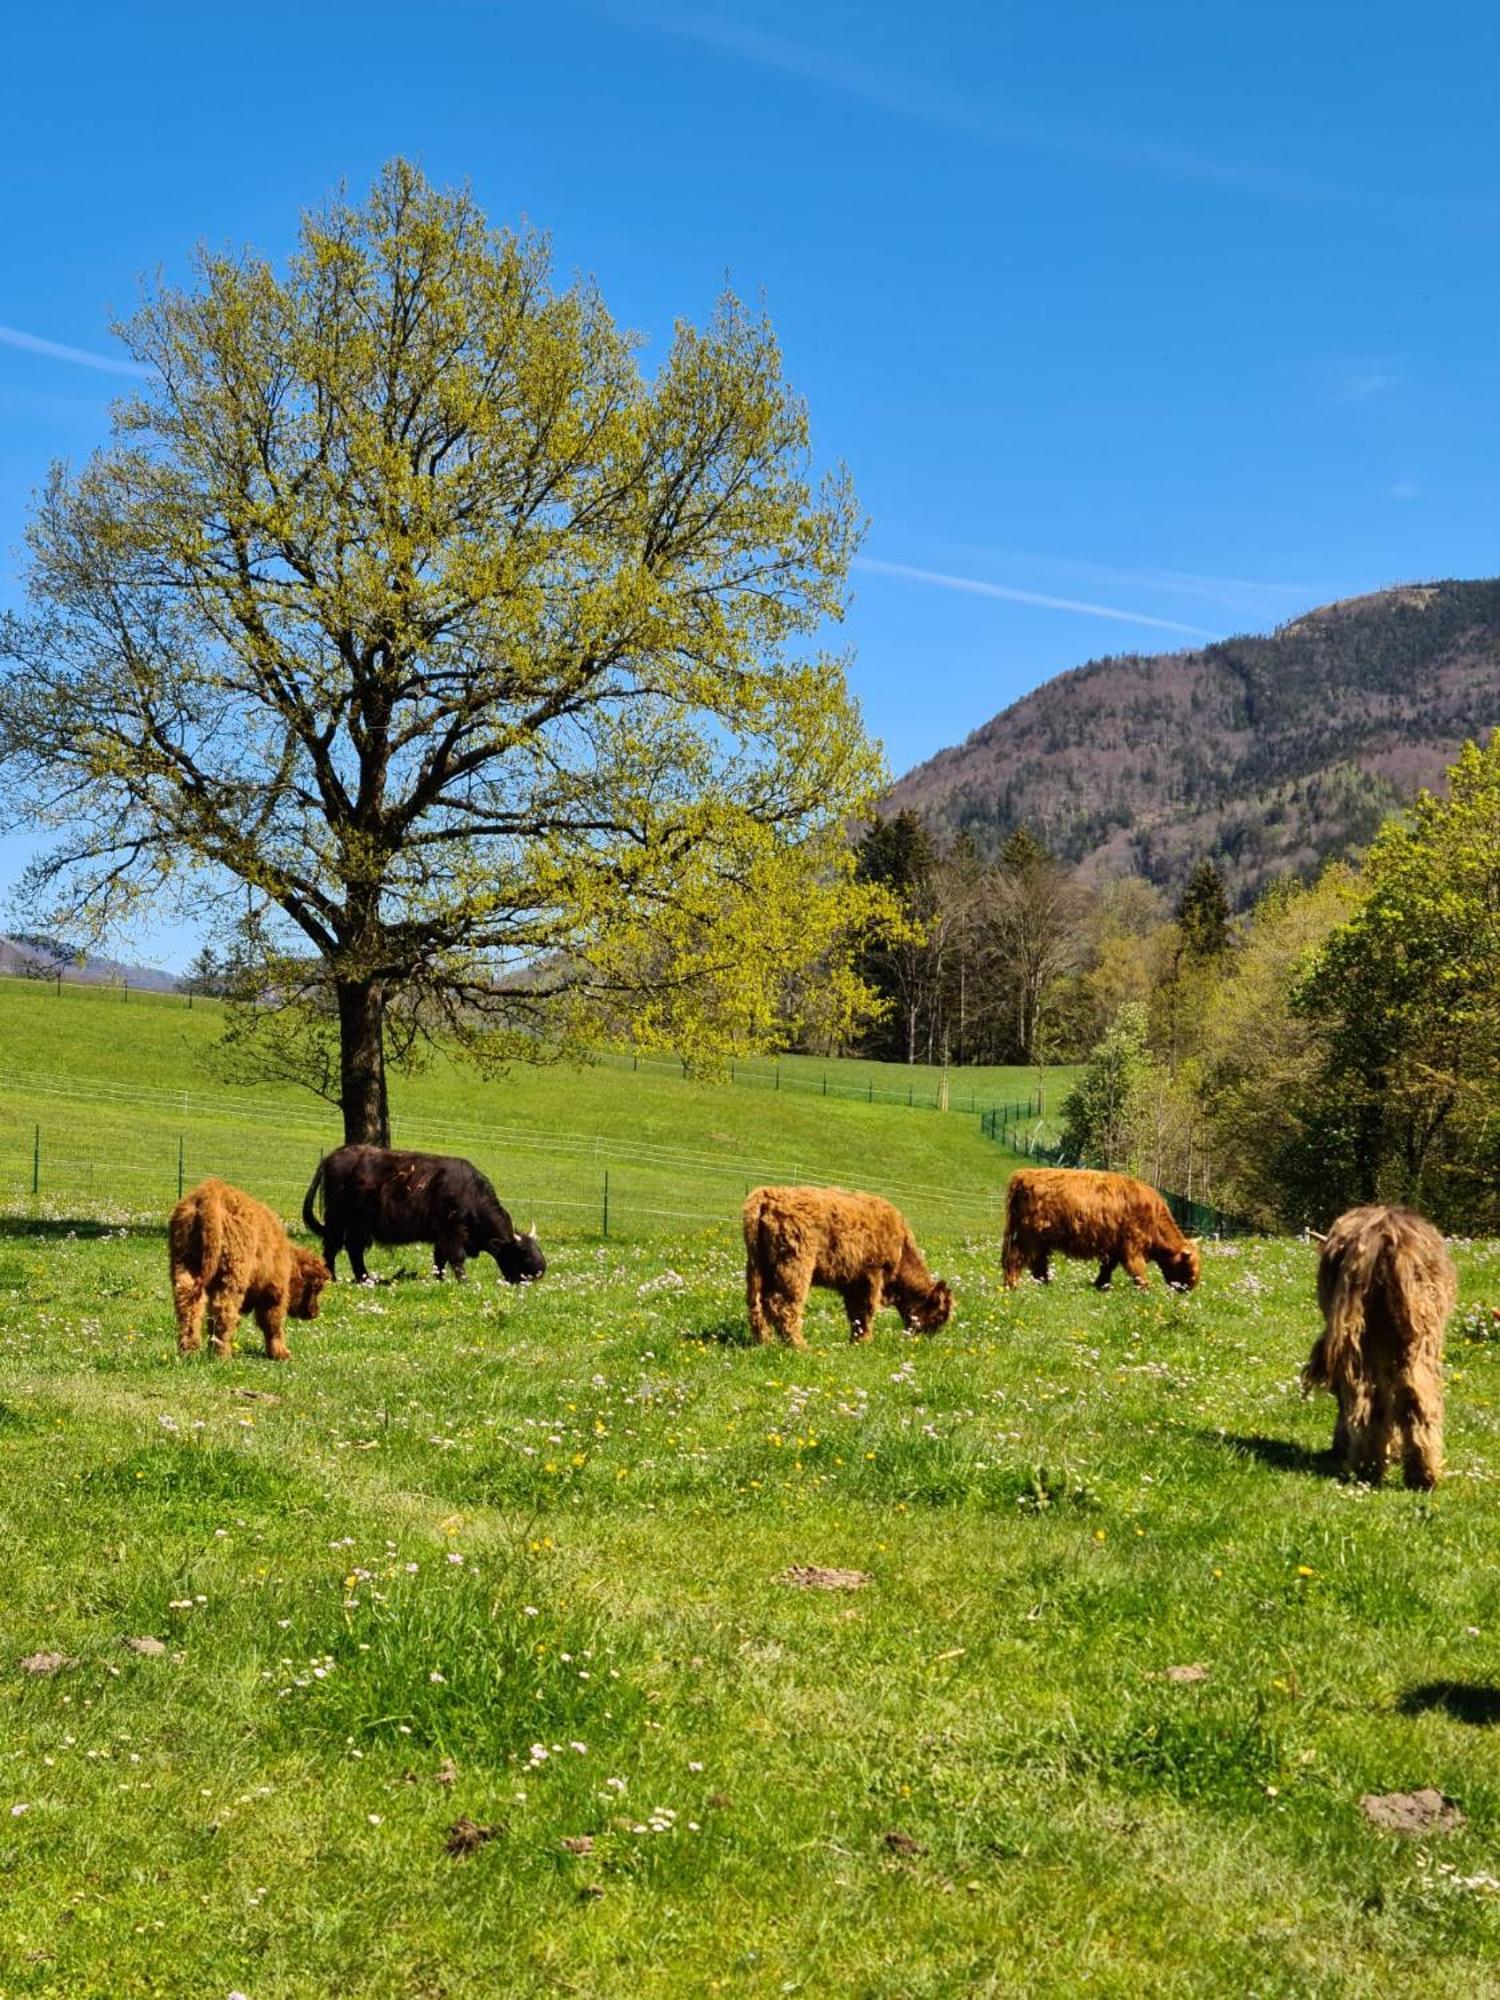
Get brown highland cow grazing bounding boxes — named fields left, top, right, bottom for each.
left=1002, top=1167, right=1201, bottom=1291
left=169, top=1178, right=330, bottom=1360
left=742, top=1185, right=953, bottom=1348
left=1302, top=1204, right=1456, bottom=1489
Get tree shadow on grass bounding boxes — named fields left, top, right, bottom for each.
left=1189, top=1428, right=1339, bottom=1478
left=1398, top=1682, right=1500, bottom=1726
left=0, top=1215, right=163, bottom=1241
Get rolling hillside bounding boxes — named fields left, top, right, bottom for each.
left=888, top=578, right=1500, bottom=901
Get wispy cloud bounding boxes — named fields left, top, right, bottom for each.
left=626, top=8, right=1354, bottom=204
left=1388, top=479, right=1422, bottom=501
left=855, top=557, right=1219, bottom=638
left=1330, top=364, right=1401, bottom=404
left=953, top=548, right=1312, bottom=620
left=0, top=324, right=146, bottom=378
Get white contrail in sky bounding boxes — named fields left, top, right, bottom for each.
left=0, top=324, right=146, bottom=377
left=855, top=557, right=1219, bottom=638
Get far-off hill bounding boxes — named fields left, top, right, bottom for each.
left=888, top=578, right=1500, bottom=902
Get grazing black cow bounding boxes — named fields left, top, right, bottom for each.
left=302, top=1145, right=546, bottom=1285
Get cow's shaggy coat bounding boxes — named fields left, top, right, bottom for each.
left=302, top=1146, right=545, bottom=1284
left=170, top=1178, right=329, bottom=1360
left=742, top=1185, right=953, bottom=1348
left=1302, top=1204, right=1456, bottom=1489
left=1002, top=1167, right=1201, bottom=1291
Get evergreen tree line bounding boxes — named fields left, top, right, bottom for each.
left=847, top=811, right=1229, bottom=1070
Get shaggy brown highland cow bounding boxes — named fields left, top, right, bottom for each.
left=742, top=1185, right=953, bottom=1348
left=1002, top=1167, right=1201, bottom=1291
left=1302, top=1204, right=1456, bottom=1489
left=169, top=1178, right=329, bottom=1361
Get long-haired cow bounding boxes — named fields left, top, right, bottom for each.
left=742, top=1185, right=953, bottom=1348
left=1002, top=1167, right=1201, bottom=1291
left=1302, top=1204, right=1456, bottom=1489
left=303, top=1145, right=545, bottom=1285
left=170, top=1178, right=329, bottom=1360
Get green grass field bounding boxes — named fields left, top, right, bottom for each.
left=0, top=977, right=1069, bottom=1244
left=3, top=986, right=1500, bottom=1996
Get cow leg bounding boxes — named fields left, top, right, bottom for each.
left=1001, top=1235, right=1026, bottom=1291
left=346, top=1235, right=372, bottom=1284
left=435, top=1237, right=468, bottom=1283
left=764, top=1277, right=808, bottom=1349
left=843, top=1276, right=880, bottom=1344
left=174, top=1271, right=207, bottom=1355
left=254, top=1299, right=291, bottom=1363
left=320, top=1224, right=345, bottom=1281
left=1338, top=1380, right=1384, bottom=1485
left=1398, top=1370, right=1443, bottom=1491
left=207, top=1289, right=241, bottom=1360
left=1123, top=1246, right=1151, bottom=1288
left=1029, top=1250, right=1051, bottom=1283
left=746, top=1258, right=772, bottom=1344
left=1094, top=1256, right=1118, bottom=1290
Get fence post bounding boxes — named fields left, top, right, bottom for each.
left=601, top=1170, right=610, bottom=1239
left=775, top=1065, right=780, bottom=1092
left=177, top=1134, right=185, bottom=1201
left=32, top=1124, right=40, bottom=1195
left=867, top=1081, right=873, bottom=1103
left=822, top=1074, right=827, bottom=1096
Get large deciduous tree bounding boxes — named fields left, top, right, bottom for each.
left=0, top=161, right=888, bottom=1143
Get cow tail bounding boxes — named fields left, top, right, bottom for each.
left=302, top=1157, right=327, bottom=1238
left=198, top=1182, right=225, bottom=1280
left=1308, top=1226, right=1385, bottom=1393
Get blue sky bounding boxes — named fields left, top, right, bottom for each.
left=2, top=0, right=1498, bottom=966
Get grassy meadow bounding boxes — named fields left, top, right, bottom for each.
left=3, top=985, right=1500, bottom=1994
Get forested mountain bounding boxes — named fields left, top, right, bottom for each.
left=887, top=579, right=1500, bottom=901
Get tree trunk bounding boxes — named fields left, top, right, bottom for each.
left=337, top=979, right=391, bottom=1146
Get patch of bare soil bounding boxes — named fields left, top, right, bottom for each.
left=444, top=1816, right=503, bottom=1857
left=18, top=1652, right=72, bottom=1676
left=778, top=1564, right=871, bottom=1591
left=1360, top=1789, right=1464, bottom=1835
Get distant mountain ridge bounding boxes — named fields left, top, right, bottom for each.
left=885, top=578, right=1500, bottom=903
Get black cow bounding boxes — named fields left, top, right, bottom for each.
left=302, top=1145, right=546, bottom=1285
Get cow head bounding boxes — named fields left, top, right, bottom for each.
left=289, top=1249, right=332, bottom=1319
left=903, top=1278, right=954, bottom=1334
left=492, top=1221, right=547, bottom=1285
left=1162, top=1239, right=1202, bottom=1291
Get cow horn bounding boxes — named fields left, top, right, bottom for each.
left=526, top=1220, right=538, bottom=1239
left=1307, top=1228, right=1327, bottom=1244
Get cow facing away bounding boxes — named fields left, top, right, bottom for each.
left=170, top=1177, right=329, bottom=1360
left=742, top=1185, right=953, bottom=1348
left=302, top=1146, right=546, bottom=1284
left=1002, top=1167, right=1201, bottom=1292
left=1303, top=1204, right=1456, bottom=1489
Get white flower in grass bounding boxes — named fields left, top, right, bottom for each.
left=429, top=1670, right=446, bottom=1684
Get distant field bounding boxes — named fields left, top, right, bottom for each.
left=0, top=977, right=1073, bottom=1244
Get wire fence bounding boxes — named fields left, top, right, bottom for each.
left=978, top=1107, right=1256, bottom=1239
left=1, top=1100, right=1013, bottom=1246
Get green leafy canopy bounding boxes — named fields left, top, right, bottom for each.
left=0, top=160, right=891, bottom=1129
